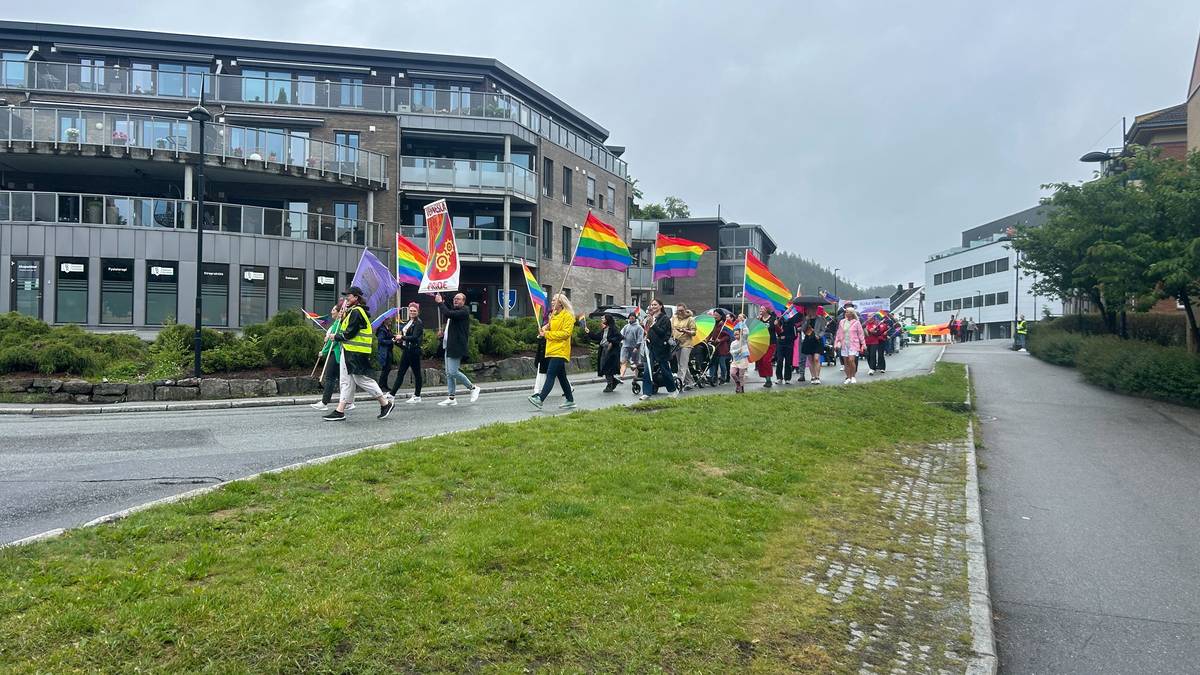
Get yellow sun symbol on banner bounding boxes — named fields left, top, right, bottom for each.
left=435, top=240, right=455, bottom=272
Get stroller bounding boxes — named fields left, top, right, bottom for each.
left=688, top=341, right=716, bottom=388
left=631, top=345, right=683, bottom=396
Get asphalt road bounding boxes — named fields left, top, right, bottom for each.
left=946, top=341, right=1200, bottom=674
left=0, top=345, right=941, bottom=546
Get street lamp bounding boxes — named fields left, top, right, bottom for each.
left=187, top=100, right=212, bottom=378
left=975, top=289, right=982, bottom=337
left=833, top=268, right=840, bottom=299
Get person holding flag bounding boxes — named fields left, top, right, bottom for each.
left=322, top=286, right=394, bottom=421
left=434, top=292, right=481, bottom=406
left=528, top=293, right=582, bottom=410
left=310, top=303, right=355, bottom=412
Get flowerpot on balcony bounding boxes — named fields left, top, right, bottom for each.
left=64, top=129, right=80, bottom=143
left=155, top=138, right=168, bottom=149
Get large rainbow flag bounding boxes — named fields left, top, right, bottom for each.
left=396, top=232, right=427, bottom=286
left=653, top=233, right=709, bottom=281
left=573, top=212, right=632, bottom=271
left=743, top=251, right=790, bottom=312
left=521, top=259, right=548, bottom=325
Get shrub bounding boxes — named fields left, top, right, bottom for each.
left=244, top=311, right=308, bottom=341
left=155, top=324, right=230, bottom=353
left=0, top=344, right=39, bottom=373
left=479, top=324, right=519, bottom=359
left=1043, top=313, right=1186, bottom=347
left=421, top=329, right=441, bottom=359
left=260, top=326, right=324, bottom=369
left=35, top=343, right=100, bottom=376
left=202, top=339, right=268, bottom=374
left=1027, top=329, right=1085, bottom=367
left=1034, top=333, right=1200, bottom=408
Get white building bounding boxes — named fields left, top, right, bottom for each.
left=924, top=206, right=1064, bottom=339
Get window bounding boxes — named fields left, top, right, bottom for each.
left=542, top=158, right=553, bottom=197
left=315, top=271, right=338, bottom=312
left=100, top=259, right=134, bottom=324
left=975, top=294, right=984, bottom=308
left=79, top=57, right=105, bottom=92
left=2, top=52, right=27, bottom=89
left=563, top=288, right=572, bottom=299
left=11, top=257, right=42, bottom=319
left=934, top=301, right=942, bottom=312
left=562, top=167, right=572, bottom=204
left=594, top=292, right=603, bottom=309
left=131, top=61, right=155, bottom=94
left=334, top=132, right=360, bottom=165
left=587, top=176, right=596, bottom=207
left=339, top=77, right=364, bottom=108
left=544, top=285, right=552, bottom=303
left=242, top=68, right=267, bottom=102
left=56, top=257, right=88, bottom=324
left=239, top=266, right=268, bottom=326
left=963, top=296, right=973, bottom=309
left=962, top=265, right=973, bottom=280
left=278, top=268, right=304, bottom=314
left=952, top=298, right=962, bottom=310
left=606, top=294, right=615, bottom=306
left=996, top=257, right=1009, bottom=272
left=985, top=260, right=997, bottom=275
left=606, top=185, right=616, bottom=213
left=542, top=219, right=553, bottom=259
left=973, top=263, right=985, bottom=277
left=201, top=263, right=229, bottom=326
left=996, top=291, right=1009, bottom=305
left=334, top=202, right=360, bottom=244
left=951, top=268, right=962, bottom=282
left=562, top=225, right=572, bottom=261
left=933, top=273, right=942, bottom=286
left=297, top=75, right=316, bottom=105
left=985, top=293, right=996, bottom=306
left=660, top=278, right=675, bottom=295
left=146, top=260, right=178, bottom=325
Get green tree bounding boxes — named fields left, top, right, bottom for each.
left=663, top=196, right=691, bottom=219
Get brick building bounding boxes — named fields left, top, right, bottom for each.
left=0, top=21, right=629, bottom=329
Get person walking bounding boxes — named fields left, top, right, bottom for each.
left=800, top=321, right=824, bottom=385
left=388, top=302, right=425, bottom=403
left=310, top=303, right=355, bottom=412
left=619, top=311, right=644, bottom=379
left=775, top=307, right=801, bottom=384
left=834, top=307, right=866, bottom=384
left=640, top=298, right=679, bottom=400
left=586, top=313, right=624, bottom=392
left=374, top=317, right=396, bottom=391
left=671, top=303, right=698, bottom=389
left=707, top=313, right=732, bottom=385
left=322, top=286, right=393, bottom=421
left=864, top=313, right=888, bottom=375
left=755, top=305, right=778, bottom=388
left=532, top=333, right=548, bottom=394
left=529, top=293, right=581, bottom=410
left=730, top=327, right=751, bottom=393
left=435, top=292, right=481, bottom=406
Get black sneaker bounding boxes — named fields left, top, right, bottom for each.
left=322, top=410, right=346, bottom=422
left=377, top=401, right=394, bottom=420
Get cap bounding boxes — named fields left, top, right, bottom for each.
left=342, top=286, right=365, bottom=297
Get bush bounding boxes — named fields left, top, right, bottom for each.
left=35, top=343, right=100, bottom=376
left=421, top=329, right=441, bottom=359
left=202, top=339, right=268, bottom=374
left=479, top=324, right=519, bottom=359
left=1027, top=329, right=1085, bottom=367
left=260, top=326, right=324, bottom=369
left=244, top=311, right=308, bottom=341
left=155, top=324, right=230, bottom=353
left=0, top=344, right=38, bottom=373
left=1031, top=331, right=1200, bottom=408
left=1043, top=313, right=1186, bottom=347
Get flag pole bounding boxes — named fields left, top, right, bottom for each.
left=559, top=218, right=585, bottom=311
left=649, top=232, right=657, bottom=306
left=740, top=249, right=748, bottom=318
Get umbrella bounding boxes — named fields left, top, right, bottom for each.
left=791, top=295, right=834, bottom=306
left=746, top=322, right=771, bottom=362
left=694, top=314, right=717, bottom=342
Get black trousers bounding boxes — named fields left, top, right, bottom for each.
left=775, top=342, right=794, bottom=381
left=867, top=343, right=887, bottom=371
left=375, top=348, right=395, bottom=390
left=388, top=348, right=423, bottom=397
left=537, top=357, right=573, bottom=402
left=320, top=357, right=340, bottom=405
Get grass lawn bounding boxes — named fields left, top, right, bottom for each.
left=0, top=364, right=970, bottom=673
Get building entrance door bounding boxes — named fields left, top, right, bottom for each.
left=462, top=284, right=491, bottom=323
left=11, top=257, right=42, bottom=319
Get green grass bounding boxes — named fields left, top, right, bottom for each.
left=0, top=364, right=969, bottom=673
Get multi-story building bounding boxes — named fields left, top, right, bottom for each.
left=924, top=205, right=1064, bottom=339
left=627, top=217, right=777, bottom=313
left=1189, top=30, right=1200, bottom=152
left=0, top=21, right=629, bottom=329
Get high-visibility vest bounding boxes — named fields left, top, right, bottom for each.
left=341, top=306, right=374, bottom=354
left=1017, top=320, right=1027, bottom=335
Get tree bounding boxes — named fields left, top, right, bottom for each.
left=637, top=202, right=668, bottom=219
left=663, top=196, right=690, bottom=219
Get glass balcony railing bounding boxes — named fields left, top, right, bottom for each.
left=2, top=61, right=627, bottom=179
left=628, top=267, right=653, bottom=289
left=0, top=190, right=384, bottom=247
left=399, top=156, right=537, bottom=201
left=400, top=225, right=537, bottom=263
left=0, top=105, right=388, bottom=186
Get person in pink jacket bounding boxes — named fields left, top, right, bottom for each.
left=834, top=307, right=866, bottom=384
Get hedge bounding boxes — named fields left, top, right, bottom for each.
left=1042, top=313, right=1187, bottom=348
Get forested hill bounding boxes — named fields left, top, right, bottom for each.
left=769, top=251, right=898, bottom=300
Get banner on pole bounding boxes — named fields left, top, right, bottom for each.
left=418, top=199, right=460, bottom=293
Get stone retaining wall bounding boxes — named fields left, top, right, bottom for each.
left=0, top=355, right=593, bottom=404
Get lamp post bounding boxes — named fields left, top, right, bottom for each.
left=187, top=101, right=212, bottom=378
left=833, top=268, right=840, bottom=299
left=975, top=289, right=982, bottom=338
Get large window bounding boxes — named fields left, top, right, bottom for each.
left=2, top=52, right=27, bottom=89
left=561, top=225, right=572, bottom=261
left=984, top=260, right=997, bottom=275
left=339, top=77, right=364, bottom=108
left=606, top=184, right=616, bottom=214
left=334, top=202, right=360, bottom=244
left=10, top=257, right=42, bottom=319
left=996, top=257, right=1010, bottom=272
left=278, top=268, right=304, bottom=314
left=145, top=260, right=178, bottom=325
left=996, top=291, right=1009, bottom=305
left=587, top=176, right=596, bottom=207
left=542, top=219, right=553, bottom=259
left=100, top=258, right=134, bottom=324
left=542, top=158, right=553, bottom=197
left=56, top=257, right=88, bottom=324
left=562, top=167, right=572, bottom=204
left=79, top=57, right=105, bottom=92
left=315, top=270, right=338, bottom=312
left=242, top=68, right=267, bottom=102
left=335, top=131, right=360, bottom=165
left=201, top=263, right=229, bottom=326
left=239, top=265, right=269, bottom=326
left=985, top=293, right=996, bottom=306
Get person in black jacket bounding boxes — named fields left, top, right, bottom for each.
left=374, top=319, right=396, bottom=390
left=775, top=307, right=802, bottom=384
left=587, top=313, right=624, bottom=392
left=639, top=298, right=679, bottom=400
left=434, top=292, right=481, bottom=406
left=323, top=286, right=393, bottom=422
left=388, top=301, right=425, bottom=403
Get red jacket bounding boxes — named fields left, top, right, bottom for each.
left=864, top=320, right=887, bottom=346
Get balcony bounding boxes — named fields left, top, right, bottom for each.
left=628, top=267, right=653, bottom=289
left=400, top=225, right=537, bottom=264
left=399, top=157, right=537, bottom=202
left=0, top=105, right=388, bottom=188
left=0, top=190, right=384, bottom=248
left=1, top=61, right=627, bottom=179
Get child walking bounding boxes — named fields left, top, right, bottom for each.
left=730, top=329, right=751, bottom=393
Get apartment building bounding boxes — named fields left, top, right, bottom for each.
left=0, top=21, right=629, bottom=329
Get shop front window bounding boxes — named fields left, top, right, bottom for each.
left=100, top=258, right=134, bottom=324
left=56, top=257, right=89, bottom=324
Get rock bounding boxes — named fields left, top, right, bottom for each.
left=176, top=377, right=201, bottom=387
left=31, top=378, right=63, bottom=392
left=423, top=368, right=445, bottom=386
left=567, top=356, right=591, bottom=372
left=91, top=394, right=124, bottom=404
left=199, top=378, right=231, bottom=399
left=72, top=394, right=91, bottom=404
left=494, top=357, right=535, bottom=381
left=61, top=379, right=93, bottom=395
left=49, top=392, right=74, bottom=403
left=275, top=376, right=317, bottom=396
left=0, top=378, right=32, bottom=393
left=92, top=382, right=127, bottom=397
left=155, top=386, right=198, bottom=401
left=125, top=383, right=155, bottom=401
left=260, top=379, right=278, bottom=397
left=228, top=380, right=260, bottom=398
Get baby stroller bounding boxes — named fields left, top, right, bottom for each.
left=631, top=346, right=683, bottom=396
left=688, top=341, right=716, bottom=388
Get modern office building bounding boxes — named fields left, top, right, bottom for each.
left=627, top=217, right=777, bottom=313
left=924, top=205, right=1064, bottom=339
left=0, top=21, right=629, bottom=329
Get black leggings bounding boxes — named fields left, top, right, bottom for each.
left=537, top=357, right=573, bottom=402
left=320, top=357, right=340, bottom=405
left=389, top=348, right=423, bottom=397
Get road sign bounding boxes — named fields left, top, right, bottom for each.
left=498, top=289, right=517, bottom=312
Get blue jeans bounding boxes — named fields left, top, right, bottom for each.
left=536, top=357, right=573, bottom=402
left=642, top=350, right=677, bottom=395
left=1016, top=333, right=1027, bottom=349
left=445, top=356, right=474, bottom=397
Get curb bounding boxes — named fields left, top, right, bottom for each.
left=962, top=364, right=998, bottom=675
left=0, top=377, right=609, bottom=417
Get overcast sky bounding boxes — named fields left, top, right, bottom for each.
left=12, top=1, right=1200, bottom=286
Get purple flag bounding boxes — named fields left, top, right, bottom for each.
left=351, top=248, right=399, bottom=316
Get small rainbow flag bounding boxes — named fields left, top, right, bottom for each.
left=302, top=309, right=332, bottom=330
left=722, top=317, right=737, bottom=339
left=743, top=251, right=790, bottom=313
left=396, top=232, right=427, bottom=286
left=653, top=233, right=709, bottom=281
left=573, top=212, right=632, bottom=271
left=521, top=259, right=548, bottom=325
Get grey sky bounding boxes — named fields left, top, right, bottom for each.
left=11, top=1, right=1200, bottom=286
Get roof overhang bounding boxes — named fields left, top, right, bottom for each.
left=54, top=42, right=214, bottom=63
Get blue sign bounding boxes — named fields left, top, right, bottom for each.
left=498, top=288, right=517, bottom=312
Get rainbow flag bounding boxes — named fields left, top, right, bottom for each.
left=396, top=232, right=427, bottom=286
left=302, top=309, right=332, bottom=330
left=653, top=233, right=709, bottom=281
left=573, top=212, right=632, bottom=271
left=521, top=260, right=548, bottom=325
left=743, top=251, right=790, bottom=312
left=722, top=317, right=737, bottom=339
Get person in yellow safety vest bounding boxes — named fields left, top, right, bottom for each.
left=311, top=303, right=356, bottom=412
left=1016, top=314, right=1028, bottom=351
left=322, top=286, right=394, bottom=422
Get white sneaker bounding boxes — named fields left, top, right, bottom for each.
left=638, top=394, right=651, bottom=401
left=470, top=386, right=481, bottom=403
left=384, top=393, right=395, bottom=403
left=406, top=396, right=422, bottom=404
left=867, top=369, right=875, bottom=376
left=348, top=403, right=356, bottom=411
left=438, top=398, right=457, bottom=406
left=668, top=390, right=680, bottom=398
left=843, top=378, right=851, bottom=384
left=838, top=365, right=844, bottom=371
left=309, top=402, right=328, bottom=411
left=850, top=377, right=857, bottom=384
